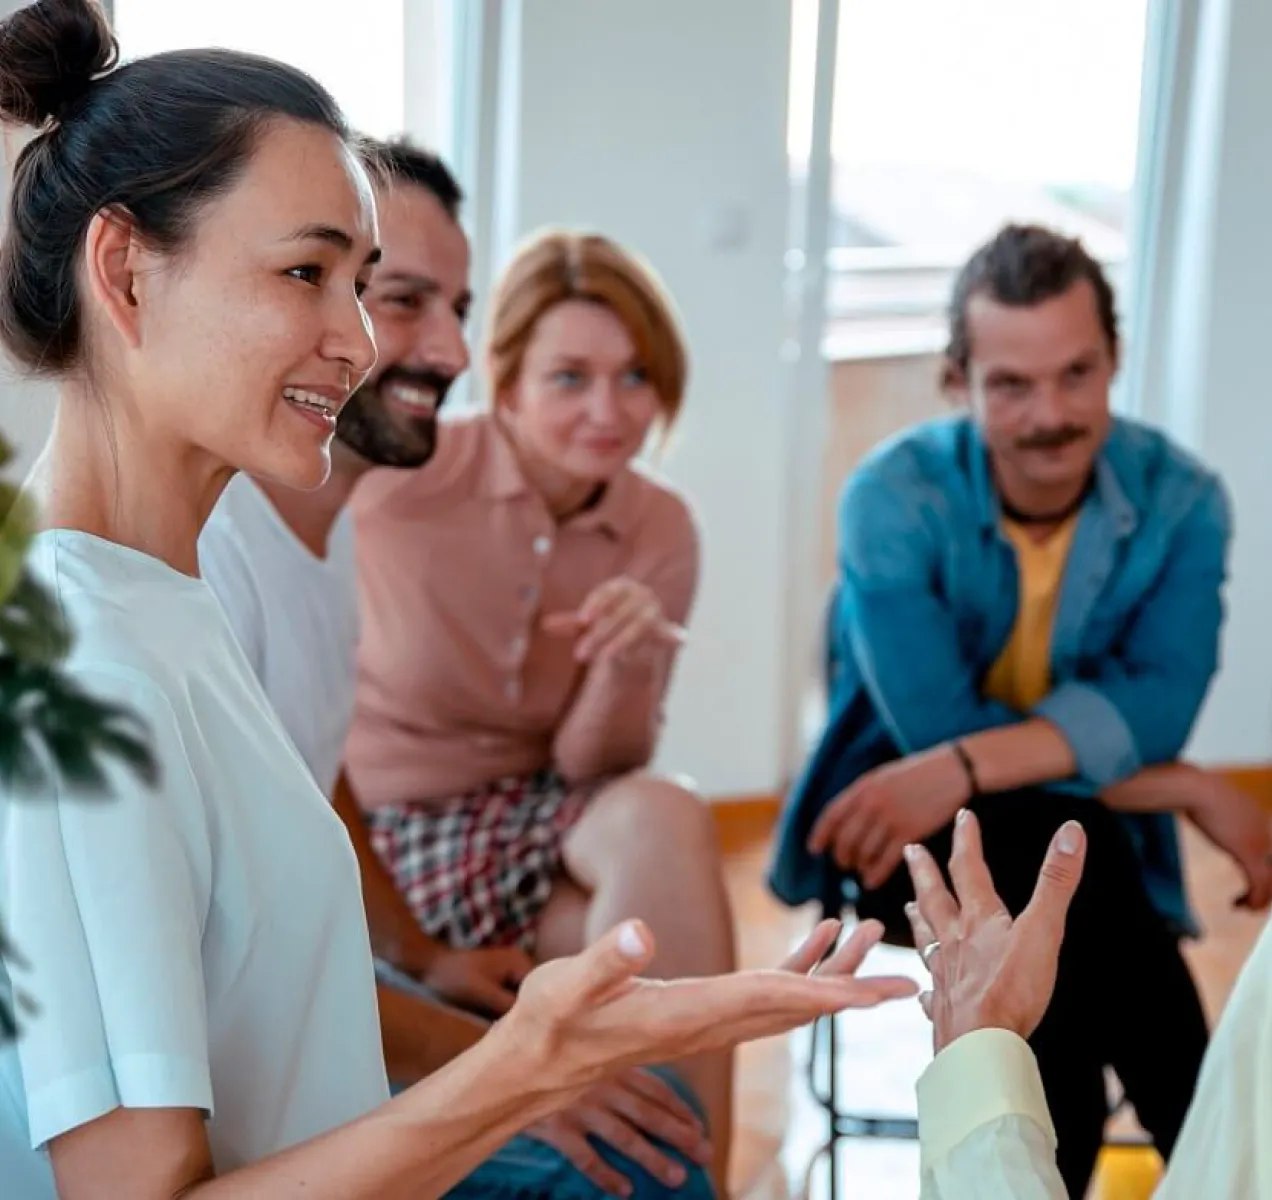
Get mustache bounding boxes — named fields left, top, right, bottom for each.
left=1015, top=426, right=1087, bottom=451
left=375, top=365, right=456, bottom=409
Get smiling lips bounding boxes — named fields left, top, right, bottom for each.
left=283, top=385, right=343, bottom=431
left=383, top=379, right=438, bottom=417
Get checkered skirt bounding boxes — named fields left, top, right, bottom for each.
left=365, top=770, right=593, bottom=951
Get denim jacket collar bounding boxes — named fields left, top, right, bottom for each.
left=969, top=425, right=1139, bottom=542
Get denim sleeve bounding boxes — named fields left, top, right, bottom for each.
left=1033, top=477, right=1231, bottom=789
left=836, top=470, right=1021, bottom=755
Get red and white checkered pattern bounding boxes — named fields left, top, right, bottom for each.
left=366, top=770, right=593, bottom=951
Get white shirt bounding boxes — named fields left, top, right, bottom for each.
left=199, top=476, right=359, bottom=798
left=916, top=916, right=1272, bottom=1197
left=0, top=531, right=388, bottom=1196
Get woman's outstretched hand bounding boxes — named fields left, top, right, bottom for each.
left=495, top=916, right=918, bottom=1102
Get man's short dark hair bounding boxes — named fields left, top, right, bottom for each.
left=355, top=134, right=463, bottom=221
left=943, top=223, right=1119, bottom=385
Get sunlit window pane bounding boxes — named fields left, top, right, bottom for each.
left=113, top=0, right=406, bottom=139
left=790, top=0, right=1150, bottom=346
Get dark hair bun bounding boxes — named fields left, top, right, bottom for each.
left=0, top=0, right=117, bottom=127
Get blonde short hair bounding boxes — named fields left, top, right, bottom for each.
left=486, top=230, right=688, bottom=429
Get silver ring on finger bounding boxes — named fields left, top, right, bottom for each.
left=919, top=940, right=941, bottom=970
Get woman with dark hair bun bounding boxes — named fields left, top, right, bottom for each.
left=0, top=3, right=914, bottom=1197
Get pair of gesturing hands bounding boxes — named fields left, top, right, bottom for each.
left=465, top=809, right=1084, bottom=1196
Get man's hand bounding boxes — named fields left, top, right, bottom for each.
left=526, top=1069, right=712, bottom=1197
left=420, top=945, right=534, bottom=1016
left=1181, top=773, right=1272, bottom=910
left=903, top=809, right=1087, bottom=1053
left=808, top=745, right=971, bottom=890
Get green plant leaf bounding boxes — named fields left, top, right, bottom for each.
left=0, top=659, right=158, bottom=791
left=0, top=484, right=35, bottom=606
left=0, top=916, right=35, bottom=1039
left=0, top=573, right=72, bottom=665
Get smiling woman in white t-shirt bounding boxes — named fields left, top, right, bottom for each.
left=0, top=3, right=917, bottom=1198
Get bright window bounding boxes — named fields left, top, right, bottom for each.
left=789, top=0, right=1151, bottom=353
left=113, top=0, right=410, bottom=141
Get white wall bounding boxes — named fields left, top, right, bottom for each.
left=497, top=0, right=793, bottom=795
left=0, top=371, right=53, bottom=483
left=1132, top=0, right=1272, bottom=765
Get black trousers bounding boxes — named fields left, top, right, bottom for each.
left=855, top=788, right=1209, bottom=1198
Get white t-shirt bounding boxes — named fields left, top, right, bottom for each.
left=0, top=531, right=388, bottom=1195
left=199, top=476, right=359, bottom=798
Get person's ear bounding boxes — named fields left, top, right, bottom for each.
left=497, top=382, right=521, bottom=417
left=83, top=208, right=151, bottom=352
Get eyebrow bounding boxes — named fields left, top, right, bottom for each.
left=550, top=353, right=642, bottom=368
left=286, top=223, right=382, bottom=267
left=988, top=349, right=1099, bottom=378
left=376, top=270, right=439, bottom=292
left=376, top=271, right=474, bottom=309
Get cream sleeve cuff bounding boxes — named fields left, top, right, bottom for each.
left=917, top=1028, right=1057, bottom=1172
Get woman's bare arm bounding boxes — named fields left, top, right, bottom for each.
left=50, top=1027, right=551, bottom=1200
left=43, top=919, right=919, bottom=1200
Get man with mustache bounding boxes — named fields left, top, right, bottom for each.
left=199, top=137, right=713, bottom=1200
left=771, top=223, right=1272, bottom=1197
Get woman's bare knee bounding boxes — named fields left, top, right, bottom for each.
left=575, top=772, right=720, bottom=862
left=535, top=878, right=591, bottom=962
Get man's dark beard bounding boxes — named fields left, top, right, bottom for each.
left=335, top=366, right=454, bottom=469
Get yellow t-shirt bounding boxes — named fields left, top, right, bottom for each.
left=982, top=516, right=1079, bottom=711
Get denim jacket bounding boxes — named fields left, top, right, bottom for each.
left=769, top=415, right=1232, bottom=935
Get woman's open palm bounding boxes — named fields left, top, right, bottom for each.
left=504, top=917, right=918, bottom=1097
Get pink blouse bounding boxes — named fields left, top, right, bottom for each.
left=346, top=412, right=700, bottom=808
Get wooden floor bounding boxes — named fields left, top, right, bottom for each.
left=721, top=817, right=1270, bottom=1200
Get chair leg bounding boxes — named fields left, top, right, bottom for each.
left=804, top=906, right=844, bottom=1199
left=803, top=1011, right=841, bottom=1200
left=803, top=899, right=924, bottom=1197
left=827, top=1009, right=839, bottom=1198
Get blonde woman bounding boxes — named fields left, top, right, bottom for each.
left=349, top=231, right=737, bottom=1187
